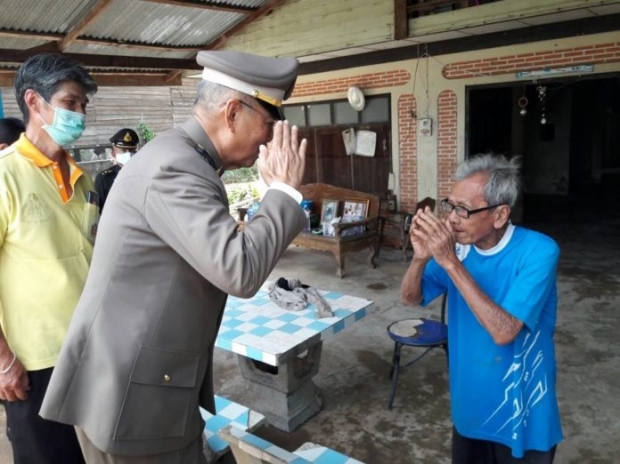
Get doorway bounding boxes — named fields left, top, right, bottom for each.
left=466, top=75, right=620, bottom=224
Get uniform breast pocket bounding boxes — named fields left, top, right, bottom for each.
left=114, top=346, right=201, bottom=441
left=81, top=202, right=99, bottom=243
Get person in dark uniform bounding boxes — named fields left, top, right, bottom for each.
left=0, top=117, right=25, bottom=148
left=95, top=128, right=139, bottom=212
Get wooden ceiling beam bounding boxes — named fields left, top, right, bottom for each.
left=165, top=70, right=184, bottom=83
left=0, top=73, right=17, bottom=87
left=0, top=29, right=202, bottom=52
left=141, top=0, right=256, bottom=14
left=59, top=0, right=115, bottom=51
left=0, top=69, right=183, bottom=87
left=90, top=72, right=183, bottom=86
left=0, top=48, right=200, bottom=71
left=0, top=30, right=61, bottom=41
left=26, top=42, right=61, bottom=55
left=407, top=0, right=467, bottom=14
left=76, top=37, right=202, bottom=52
left=67, top=52, right=201, bottom=70
left=206, top=0, right=287, bottom=50
left=394, top=0, right=408, bottom=40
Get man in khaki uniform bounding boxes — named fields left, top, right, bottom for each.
left=41, top=50, right=307, bottom=463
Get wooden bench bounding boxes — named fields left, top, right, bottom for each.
left=293, top=183, right=382, bottom=278
left=201, top=395, right=266, bottom=462
left=218, top=425, right=365, bottom=464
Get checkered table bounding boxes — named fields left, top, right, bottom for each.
left=294, top=442, right=365, bottom=463
left=215, top=282, right=373, bottom=366
left=219, top=426, right=366, bottom=463
left=200, top=395, right=265, bottom=457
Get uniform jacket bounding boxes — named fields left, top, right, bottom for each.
left=40, top=117, right=306, bottom=456
left=94, top=163, right=121, bottom=213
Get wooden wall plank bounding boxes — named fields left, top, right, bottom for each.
left=222, top=0, right=393, bottom=57
left=0, top=78, right=199, bottom=148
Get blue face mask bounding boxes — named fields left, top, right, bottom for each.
left=38, top=97, right=86, bottom=146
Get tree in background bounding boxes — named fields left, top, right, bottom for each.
left=137, top=122, right=157, bottom=144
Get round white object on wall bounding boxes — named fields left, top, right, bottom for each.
left=347, top=86, right=366, bottom=111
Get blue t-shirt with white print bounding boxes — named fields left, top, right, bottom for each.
left=421, top=225, right=563, bottom=458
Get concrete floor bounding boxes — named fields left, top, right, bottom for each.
left=1, top=212, right=619, bottom=463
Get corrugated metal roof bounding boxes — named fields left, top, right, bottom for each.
left=83, top=2, right=246, bottom=47
left=0, top=0, right=100, bottom=33
left=0, top=0, right=280, bottom=80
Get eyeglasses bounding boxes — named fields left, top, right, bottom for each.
left=440, top=198, right=504, bottom=219
left=239, top=101, right=276, bottom=130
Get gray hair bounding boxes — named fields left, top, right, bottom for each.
left=14, top=53, right=98, bottom=125
left=455, top=154, right=521, bottom=207
left=194, top=80, right=242, bottom=114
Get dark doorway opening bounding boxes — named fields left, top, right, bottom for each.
left=466, top=75, right=620, bottom=226
left=468, top=86, right=513, bottom=157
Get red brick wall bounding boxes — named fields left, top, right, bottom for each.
left=292, top=39, right=619, bottom=221
left=292, top=70, right=410, bottom=97
left=398, top=94, right=417, bottom=212
left=437, top=90, right=458, bottom=201
left=442, top=41, right=620, bottom=79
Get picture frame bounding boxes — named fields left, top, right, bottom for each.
left=341, top=199, right=369, bottom=236
left=342, top=199, right=369, bottom=220
left=321, top=199, right=339, bottom=224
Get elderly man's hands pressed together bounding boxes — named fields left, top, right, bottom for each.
left=409, top=206, right=457, bottom=268
left=401, top=205, right=462, bottom=307
left=258, top=120, right=307, bottom=190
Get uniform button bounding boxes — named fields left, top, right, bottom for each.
left=163, top=374, right=171, bottom=382
left=53, top=165, right=58, bottom=169
left=58, top=184, right=63, bottom=188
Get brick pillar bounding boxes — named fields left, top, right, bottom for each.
left=398, top=94, right=417, bottom=212
left=437, top=90, right=458, bottom=201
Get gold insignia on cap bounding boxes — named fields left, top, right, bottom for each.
left=251, top=89, right=281, bottom=107
left=123, top=132, right=132, bottom=142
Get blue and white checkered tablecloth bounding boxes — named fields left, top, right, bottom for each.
left=215, top=283, right=373, bottom=366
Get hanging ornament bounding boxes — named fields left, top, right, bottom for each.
left=537, top=85, right=547, bottom=125
left=518, top=95, right=528, bottom=116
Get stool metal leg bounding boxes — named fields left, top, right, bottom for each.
left=388, top=343, right=444, bottom=409
left=388, top=342, right=403, bottom=410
